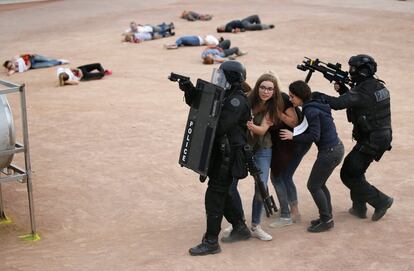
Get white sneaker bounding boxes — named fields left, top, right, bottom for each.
left=269, top=217, right=293, bottom=228
left=222, top=225, right=233, bottom=238
left=251, top=225, right=272, bottom=241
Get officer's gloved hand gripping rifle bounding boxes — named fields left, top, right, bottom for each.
left=243, top=145, right=278, bottom=217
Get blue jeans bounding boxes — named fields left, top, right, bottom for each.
left=30, top=55, right=62, bottom=69
left=271, top=142, right=311, bottom=218
left=251, top=147, right=272, bottom=225
left=175, top=36, right=201, bottom=47
left=229, top=147, right=272, bottom=225
left=152, top=22, right=172, bottom=37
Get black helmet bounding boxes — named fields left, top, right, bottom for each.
left=348, top=54, right=377, bottom=81
left=219, top=60, right=246, bottom=85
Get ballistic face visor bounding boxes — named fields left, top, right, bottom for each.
left=211, top=68, right=231, bottom=90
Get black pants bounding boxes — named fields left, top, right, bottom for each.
left=307, top=141, right=344, bottom=222
left=78, top=63, right=105, bottom=81
left=340, top=144, right=390, bottom=211
left=205, top=171, right=244, bottom=240
left=217, top=40, right=240, bottom=57
left=241, top=15, right=267, bottom=31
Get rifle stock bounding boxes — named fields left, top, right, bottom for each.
left=243, top=145, right=278, bottom=217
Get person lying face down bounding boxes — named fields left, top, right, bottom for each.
left=57, top=63, right=111, bottom=86
left=217, top=15, right=274, bottom=33
left=181, top=10, right=213, bottom=21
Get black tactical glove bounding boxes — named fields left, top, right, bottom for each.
left=334, top=82, right=349, bottom=95
left=178, top=79, right=194, bottom=93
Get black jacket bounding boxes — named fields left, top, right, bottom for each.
left=293, top=100, right=340, bottom=150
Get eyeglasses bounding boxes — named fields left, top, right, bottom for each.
left=259, top=85, right=274, bottom=92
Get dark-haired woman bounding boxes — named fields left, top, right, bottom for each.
left=280, top=80, right=344, bottom=232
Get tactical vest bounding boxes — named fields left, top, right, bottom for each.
left=348, top=78, right=391, bottom=136
left=208, top=87, right=250, bottom=179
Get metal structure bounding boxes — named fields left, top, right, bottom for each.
left=0, top=79, right=39, bottom=241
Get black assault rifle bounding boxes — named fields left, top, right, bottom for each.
left=297, top=57, right=353, bottom=87
left=244, top=145, right=278, bottom=217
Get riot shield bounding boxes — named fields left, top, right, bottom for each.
left=178, top=79, right=225, bottom=176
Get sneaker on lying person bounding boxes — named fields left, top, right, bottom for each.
left=236, top=50, right=248, bottom=57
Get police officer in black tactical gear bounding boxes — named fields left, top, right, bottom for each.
left=313, top=54, right=393, bottom=222
left=178, top=61, right=252, bottom=256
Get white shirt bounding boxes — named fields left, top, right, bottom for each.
left=56, top=67, right=80, bottom=81
left=124, top=25, right=153, bottom=34
left=204, top=35, right=219, bottom=46
left=137, top=25, right=153, bottom=33
left=16, top=58, right=28, bottom=73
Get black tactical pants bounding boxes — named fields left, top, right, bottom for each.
left=340, top=144, right=390, bottom=211
left=204, top=171, right=244, bottom=240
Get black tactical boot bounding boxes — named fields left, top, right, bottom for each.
left=189, top=235, right=221, bottom=256
left=221, top=222, right=251, bottom=243
left=349, top=201, right=368, bottom=219
left=372, top=197, right=393, bottom=221
left=348, top=207, right=368, bottom=219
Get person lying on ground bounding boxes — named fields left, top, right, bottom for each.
left=201, top=39, right=247, bottom=64
left=164, top=35, right=222, bottom=49
left=217, top=15, right=274, bottom=33
left=57, top=63, right=111, bottom=86
left=181, top=10, right=213, bottom=21
left=3, top=54, right=68, bottom=76
left=122, top=31, right=173, bottom=43
left=123, top=21, right=175, bottom=37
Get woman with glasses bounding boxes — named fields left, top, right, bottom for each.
left=227, top=72, right=283, bottom=241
